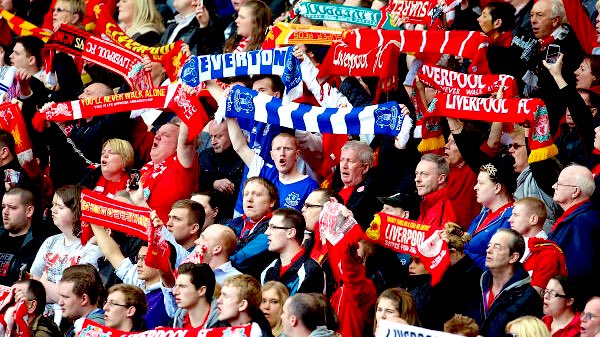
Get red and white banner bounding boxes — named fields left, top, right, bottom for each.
left=429, top=93, right=543, bottom=122
left=0, top=102, right=34, bottom=165
left=77, top=319, right=253, bottom=337
left=417, top=65, right=519, bottom=97
left=262, top=23, right=344, bottom=48
left=377, top=320, right=464, bottom=337
left=381, top=0, right=436, bottom=25
left=365, top=213, right=450, bottom=285
left=318, top=39, right=399, bottom=79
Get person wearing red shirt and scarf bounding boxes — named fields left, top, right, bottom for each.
left=415, top=154, right=458, bottom=230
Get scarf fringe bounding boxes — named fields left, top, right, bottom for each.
left=528, top=144, right=558, bottom=164
left=417, top=134, right=445, bottom=153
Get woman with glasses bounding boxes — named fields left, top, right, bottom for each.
left=541, top=276, right=581, bottom=337
left=464, top=157, right=516, bottom=270
left=506, top=316, right=551, bottom=337
left=103, top=284, right=148, bottom=332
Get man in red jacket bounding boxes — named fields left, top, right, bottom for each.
left=415, top=153, right=457, bottom=229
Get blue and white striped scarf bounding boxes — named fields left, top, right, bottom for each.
left=221, top=86, right=413, bottom=146
left=0, top=66, right=16, bottom=96
left=180, top=47, right=303, bottom=102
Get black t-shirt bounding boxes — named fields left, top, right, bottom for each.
left=0, top=232, right=27, bottom=285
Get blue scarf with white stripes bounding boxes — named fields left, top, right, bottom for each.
left=223, top=85, right=412, bottom=139
left=180, top=47, right=303, bottom=101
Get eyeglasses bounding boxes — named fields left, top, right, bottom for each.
left=506, top=143, right=525, bottom=150
left=104, top=300, right=129, bottom=308
left=555, top=182, right=578, bottom=188
left=302, top=203, right=323, bottom=209
left=541, top=288, right=568, bottom=299
left=53, top=7, right=73, bottom=13
left=582, top=312, right=599, bottom=321
left=267, top=224, right=293, bottom=231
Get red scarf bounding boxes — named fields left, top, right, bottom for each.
left=240, top=212, right=273, bottom=241
left=93, top=173, right=128, bottom=197
left=262, top=23, right=344, bottom=49
left=0, top=10, right=51, bottom=42
left=0, top=102, right=36, bottom=170
left=77, top=319, right=253, bottom=337
left=235, top=37, right=250, bottom=53
left=417, top=65, right=518, bottom=97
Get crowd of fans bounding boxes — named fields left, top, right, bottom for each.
left=0, top=0, right=598, bottom=336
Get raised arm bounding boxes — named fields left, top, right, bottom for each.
left=91, top=225, right=126, bottom=269
left=226, top=118, right=256, bottom=167
left=177, top=121, right=195, bottom=168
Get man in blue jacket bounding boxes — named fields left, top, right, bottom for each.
left=549, top=164, right=600, bottom=300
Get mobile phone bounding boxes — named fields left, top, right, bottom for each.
left=4, top=169, right=19, bottom=184
left=546, top=44, right=560, bottom=64
left=129, top=169, right=140, bottom=190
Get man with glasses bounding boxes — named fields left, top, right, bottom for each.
left=260, top=208, right=325, bottom=295
left=301, top=189, right=332, bottom=265
left=581, top=297, right=600, bottom=337
left=12, top=279, right=62, bottom=337
left=549, top=164, right=600, bottom=300
left=478, top=229, right=542, bottom=337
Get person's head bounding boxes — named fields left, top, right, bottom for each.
left=2, top=187, right=34, bottom=236
left=552, top=164, right=595, bottom=210
left=231, top=0, right=248, bottom=11
left=12, top=279, right=47, bottom=317
left=301, top=189, right=331, bottom=231
left=252, top=75, right=284, bottom=98
left=530, top=0, right=565, bottom=39
left=218, top=274, right=262, bottom=324
left=101, top=139, right=134, bottom=177
left=242, top=177, right=278, bottom=222
left=208, top=120, right=232, bottom=154
left=415, top=153, right=449, bottom=196
left=52, top=185, right=83, bottom=237
left=485, top=228, right=525, bottom=272
left=58, top=265, right=103, bottom=319
left=340, top=141, right=373, bottom=188
left=508, top=126, right=528, bottom=173
left=580, top=89, right=600, bottom=119
left=443, top=314, right=479, bottom=337
left=575, top=55, right=600, bottom=89
left=375, top=288, right=419, bottom=329
left=10, top=36, right=44, bottom=73
left=167, top=199, right=205, bottom=248
left=377, top=192, right=418, bottom=219
left=281, top=293, right=328, bottom=337
left=581, top=297, right=600, bottom=337
left=191, top=192, right=219, bottom=229
left=478, top=2, right=515, bottom=37
left=135, top=245, right=161, bottom=283
left=193, top=224, right=237, bottom=265
left=261, top=281, right=289, bottom=334
left=150, top=123, right=180, bottom=164
left=474, top=159, right=515, bottom=207
left=408, top=256, right=429, bottom=276
left=234, top=0, right=271, bottom=45
left=103, top=284, right=147, bottom=331
left=444, top=134, right=464, bottom=168
left=445, top=222, right=471, bottom=263
left=509, top=197, right=546, bottom=237
left=79, top=82, right=114, bottom=100
left=542, top=276, right=576, bottom=318
left=117, top=0, right=165, bottom=36
left=52, top=0, right=84, bottom=31
left=266, top=208, right=306, bottom=253
left=506, top=316, right=551, bottom=337
left=0, top=129, right=16, bottom=165
left=172, top=0, right=197, bottom=15
left=270, top=133, right=300, bottom=175
left=173, top=263, right=216, bottom=310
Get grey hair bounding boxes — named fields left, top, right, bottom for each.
left=570, top=164, right=596, bottom=197
left=420, top=153, right=450, bottom=177
left=341, top=141, right=374, bottom=168
left=550, top=0, right=567, bottom=24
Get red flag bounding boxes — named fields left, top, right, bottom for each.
left=145, top=222, right=172, bottom=274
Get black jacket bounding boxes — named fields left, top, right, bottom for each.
left=227, top=216, right=276, bottom=280
left=160, top=16, right=223, bottom=56
left=261, top=252, right=325, bottom=295
left=0, top=226, right=44, bottom=286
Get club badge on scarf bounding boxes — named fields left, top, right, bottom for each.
left=0, top=102, right=34, bottom=165
left=0, top=10, right=52, bottom=42
left=80, top=188, right=151, bottom=241
left=223, top=85, right=413, bottom=143
left=429, top=93, right=558, bottom=163
left=417, top=65, right=518, bottom=97
left=262, top=23, right=345, bottom=49
left=181, top=47, right=303, bottom=102
left=365, top=213, right=450, bottom=285
left=33, top=84, right=209, bottom=141
left=297, top=2, right=382, bottom=26
left=145, top=220, right=172, bottom=274
left=82, top=36, right=153, bottom=91
left=77, top=319, right=253, bottom=337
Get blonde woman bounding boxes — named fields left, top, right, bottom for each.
left=260, top=281, right=289, bottom=337
left=506, top=316, right=551, bottom=337
left=52, top=0, right=85, bottom=31
left=374, top=288, right=420, bottom=332
left=94, top=139, right=135, bottom=197
left=117, top=0, right=164, bottom=45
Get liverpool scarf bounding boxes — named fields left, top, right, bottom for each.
left=378, top=0, right=436, bottom=27
left=33, top=84, right=209, bottom=141
left=0, top=102, right=34, bottom=165
left=429, top=93, right=558, bottom=163
left=365, top=213, right=450, bottom=285
left=77, top=319, right=253, bottom=337
left=417, top=65, right=518, bottom=97
left=262, top=23, right=344, bottom=49
left=45, top=24, right=90, bottom=56
left=0, top=10, right=52, bottom=42
left=181, top=47, right=303, bottom=102
left=223, top=85, right=413, bottom=143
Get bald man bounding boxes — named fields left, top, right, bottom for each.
left=549, top=164, right=600, bottom=298
left=193, top=224, right=241, bottom=284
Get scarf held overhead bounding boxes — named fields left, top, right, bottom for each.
left=0, top=10, right=52, bottom=42
left=417, top=65, right=518, bottom=97
left=262, top=23, right=344, bottom=48
left=223, top=85, right=413, bottom=141
left=0, top=102, right=34, bottom=164
left=430, top=93, right=557, bottom=163
left=181, top=47, right=303, bottom=101
left=77, top=319, right=253, bottom=337
left=297, top=2, right=382, bottom=26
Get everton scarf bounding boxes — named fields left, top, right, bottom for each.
left=77, top=319, right=253, bottom=337
left=181, top=47, right=303, bottom=102
left=365, top=213, right=450, bottom=285
left=417, top=65, right=519, bottom=97
left=262, top=23, right=344, bottom=49
left=223, top=85, right=413, bottom=143
left=33, top=84, right=209, bottom=141
left=429, top=93, right=558, bottom=163
left=0, top=10, right=52, bottom=42
left=0, top=67, right=16, bottom=95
